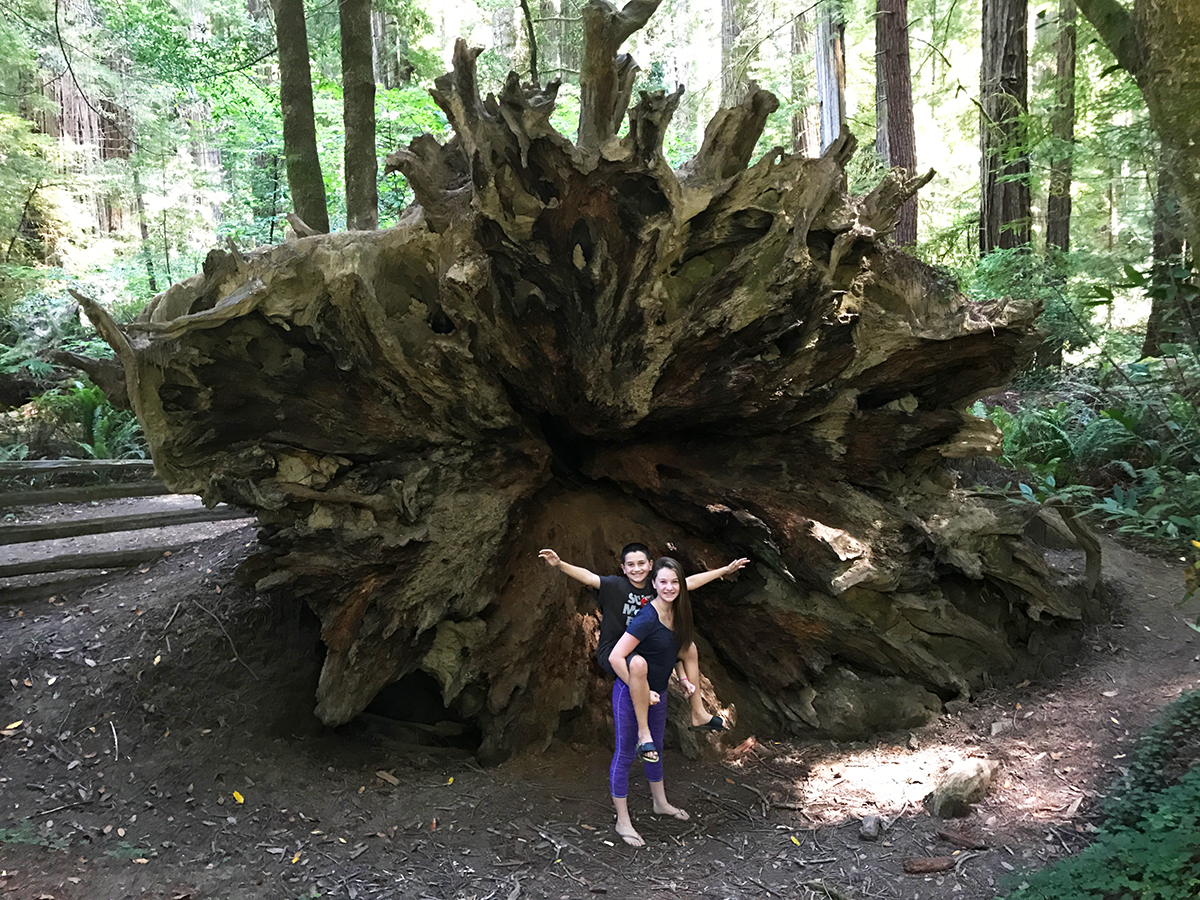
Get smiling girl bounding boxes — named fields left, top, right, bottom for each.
left=606, top=557, right=693, bottom=847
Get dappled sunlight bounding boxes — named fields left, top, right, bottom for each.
left=792, top=744, right=964, bottom=822
left=723, top=740, right=979, bottom=824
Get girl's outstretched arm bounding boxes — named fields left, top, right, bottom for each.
left=685, top=557, right=750, bottom=591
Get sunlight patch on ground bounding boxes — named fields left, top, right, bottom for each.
left=772, top=743, right=975, bottom=823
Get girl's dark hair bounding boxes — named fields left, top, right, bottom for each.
left=651, top=557, right=693, bottom=653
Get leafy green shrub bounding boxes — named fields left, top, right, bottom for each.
left=1000, top=775, right=1200, bottom=900
left=998, top=691, right=1200, bottom=900
left=969, top=247, right=1096, bottom=360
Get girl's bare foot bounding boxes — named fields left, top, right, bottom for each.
left=652, top=801, right=690, bottom=821
left=616, top=824, right=645, bottom=847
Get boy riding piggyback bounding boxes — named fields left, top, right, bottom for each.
left=539, top=543, right=747, bottom=751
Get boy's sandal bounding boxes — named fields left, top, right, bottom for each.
left=636, top=741, right=659, bottom=763
left=689, top=715, right=726, bottom=732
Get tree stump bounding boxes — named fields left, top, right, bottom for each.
left=82, top=0, right=1084, bottom=761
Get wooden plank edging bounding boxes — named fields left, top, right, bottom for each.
left=0, top=547, right=191, bottom=578
left=0, top=506, right=252, bottom=546
left=0, top=459, right=156, bottom=475
left=1, top=483, right=170, bottom=507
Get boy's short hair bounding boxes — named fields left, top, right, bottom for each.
left=620, top=542, right=651, bottom=563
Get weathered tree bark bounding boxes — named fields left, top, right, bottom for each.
left=131, top=165, right=159, bottom=294
left=1141, top=158, right=1191, bottom=356
left=980, top=0, right=1031, bottom=252
left=1045, top=0, right=1075, bottom=254
left=273, top=0, right=330, bottom=234
left=85, top=1, right=1084, bottom=763
left=875, top=0, right=918, bottom=246
left=1038, top=0, right=1076, bottom=368
left=48, top=349, right=130, bottom=409
left=1076, top=0, right=1200, bottom=254
left=719, top=0, right=747, bottom=108
left=814, top=1, right=846, bottom=152
left=341, top=0, right=378, bottom=231
left=371, top=9, right=415, bottom=88
left=791, top=9, right=821, bottom=157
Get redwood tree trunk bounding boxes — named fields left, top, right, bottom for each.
left=1077, top=0, right=1200, bottom=255
left=875, top=0, right=918, bottom=245
left=86, top=1, right=1083, bottom=764
left=273, top=0, right=330, bottom=234
left=131, top=165, right=158, bottom=294
left=791, top=9, right=821, bottom=157
left=1141, top=158, right=1190, bottom=356
left=815, top=2, right=846, bottom=151
left=1045, top=0, right=1075, bottom=254
left=371, top=9, right=414, bottom=88
left=341, top=0, right=378, bottom=231
left=980, top=0, right=1031, bottom=252
left=720, top=0, right=743, bottom=107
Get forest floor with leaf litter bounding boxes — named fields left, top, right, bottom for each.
left=1, top=503, right=1199, bottom=900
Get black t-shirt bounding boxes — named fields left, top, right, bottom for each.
left=595, top=574, right=654, bottom=672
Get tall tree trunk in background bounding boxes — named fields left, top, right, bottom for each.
left=341, top=0, right=378, bottom=231
left=492, top=7, right=518, bottom=73
left=131, top=165, right=158, bottom=294
left=372, top=10, right=415, bottom=88
left=1077, top=0, right=1200, bottom=255
left=980, top=0, right=1031, bottom=252
left=1045, top=0, right=1075, bottom=254
left=558, top=0, right=582, bottom=81
left=519, top=0, right=539, bottom=83
left=1141, top=159, right=1191, bottom=356
left=875, top=0, right=918, bottom=245
left=815, top=0, right=847, bottom=151
left=540, top=0, right=560, bottom=80
left=272, top=0, right=330, bottom=234
left=791, top=9, right=821, bottom=157
left=720, top=0, right=741, bottom=107
left=1038, top=0, right=1076, bottom=368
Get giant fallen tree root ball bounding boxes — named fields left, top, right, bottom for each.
left=84, top=2, right=1087, bottom=761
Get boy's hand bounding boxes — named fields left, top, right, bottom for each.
left=538, top=549, right=561, bottom=568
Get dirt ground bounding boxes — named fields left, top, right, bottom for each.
left=1, top=500, right=1199, bottom=900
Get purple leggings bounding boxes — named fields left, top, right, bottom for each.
left=609, top=678, right=668, bottom=798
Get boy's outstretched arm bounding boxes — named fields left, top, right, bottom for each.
left=685, top=557, right=750, bottom=591
left=538, top=549, right=602, bottom=589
